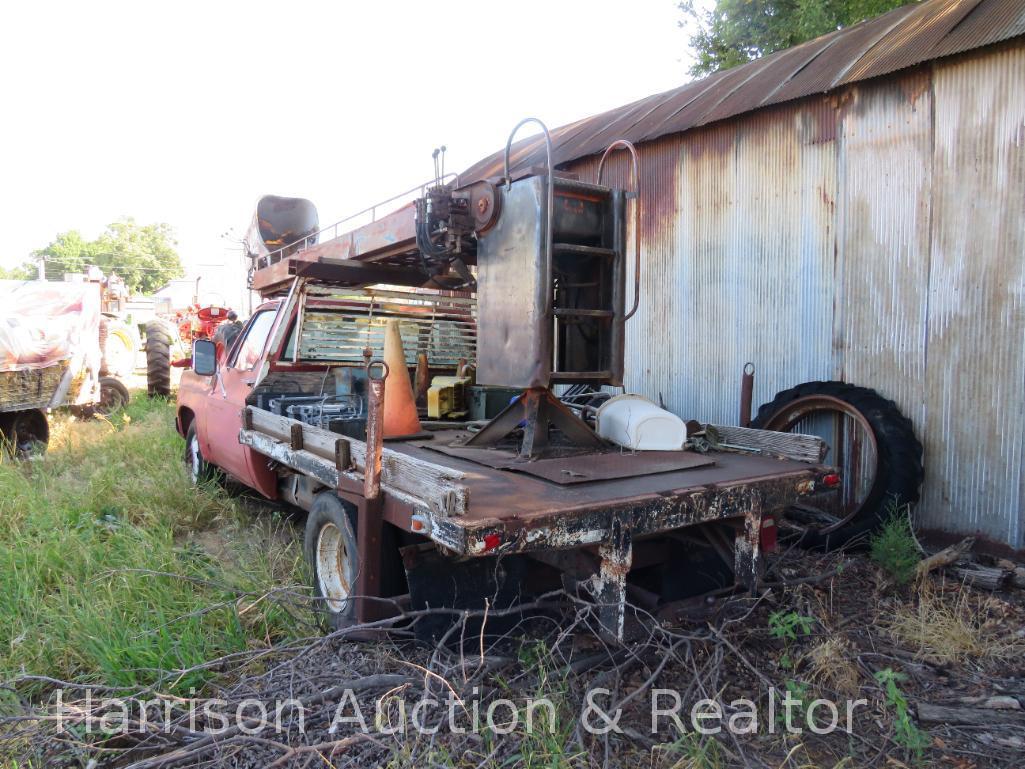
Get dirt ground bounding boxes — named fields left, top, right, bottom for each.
left=5, top=543, right=1024, bottom=768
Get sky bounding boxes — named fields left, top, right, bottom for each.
left=1, top=0, right=698, bottom=305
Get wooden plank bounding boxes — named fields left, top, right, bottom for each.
left=706, top=424, right=827, bottom=463
left=916, top=702, right=1025, bottom=726
left=244, top=407, right=468, bottom=516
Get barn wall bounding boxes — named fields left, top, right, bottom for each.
left=564, top=39, right=1025, bottom=549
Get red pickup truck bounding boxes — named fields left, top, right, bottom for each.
left=176, top=274, right=837, bottom=640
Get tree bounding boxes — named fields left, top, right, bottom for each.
left=30, top=219, right=184, bottom=294
left=0, top=262, right=35, bottom=280
left=681, top=0, right=916, bottom=77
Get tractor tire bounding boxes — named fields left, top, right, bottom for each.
left=214, top=321, right=243, bottom=355
left=304, top=493, right=360, bottom=630
left=145, top=319, right=174, bottom=397
left=98, top=317, right=110, bottom=376
left=751, top=381, right=923, bottom=550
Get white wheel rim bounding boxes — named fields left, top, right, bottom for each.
left=108, top=333, right=134, bottom=374
left=316, top=522, right=351, bottom=613
left=189, top=436, right=201, bottom=483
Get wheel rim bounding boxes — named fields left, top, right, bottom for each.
left=188, top=435, right=202, bottom=483
left=316, top=522, right=352, bottom=613
left=107, top=331, right=135, bottom=375
left=763, top=395, right=879, bottom=534
left=96, top=382, right=127, bottom=415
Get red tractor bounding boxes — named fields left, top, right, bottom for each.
left=144, top=305, right=241, bottom=396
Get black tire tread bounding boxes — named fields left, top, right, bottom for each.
left=751, top=380, right=924, bottom=550
left=145, top=319, right=173, bottom=397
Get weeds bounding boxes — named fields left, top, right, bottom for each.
left=803, top=637, right=860, bottom=695
left=768, top=609, right=813, bottom=669
left=0, top=396, right=302, bottom=695
left=883, top=582, right=1025, bottom=666
left=869, top=503, right=920, bottom=585
left=874, top=667, right=929, bottom=759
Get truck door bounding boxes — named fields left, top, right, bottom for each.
left=206, top=309, right=276, bottom=487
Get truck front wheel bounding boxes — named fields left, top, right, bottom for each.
left=304, top=493, right=360, bottom=630
left=184, top=424, right=216, bottom=484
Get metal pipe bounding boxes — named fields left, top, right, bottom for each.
left=364, top=359, right=389, bottom=501
left=596, top=139, right=642, bottom=321
left=503, top=118, right=554, bottom=322
left=740, top=362, right=755, bottom=427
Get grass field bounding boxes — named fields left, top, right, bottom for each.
left=0, top=396, right=303, bottom=696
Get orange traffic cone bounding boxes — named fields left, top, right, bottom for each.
left=381, top=319, right=422, bottom=438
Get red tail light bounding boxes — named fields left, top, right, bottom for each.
left=822, top=473, right=842, bottom=488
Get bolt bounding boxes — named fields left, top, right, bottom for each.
left=477, top=197, right=489, bottom=214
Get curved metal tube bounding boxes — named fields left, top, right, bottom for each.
left=504, top=118, right=555, bottom=320
left=597, top=139, right=642, bottom=321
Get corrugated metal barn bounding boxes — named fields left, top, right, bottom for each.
left=463, top=0, right=1025, bottom=551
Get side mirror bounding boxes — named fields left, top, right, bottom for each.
left=192, top=339, right=217, bottom=376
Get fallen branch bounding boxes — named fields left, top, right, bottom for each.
left=916, top=537, right=975, bottom=580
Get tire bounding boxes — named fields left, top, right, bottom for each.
left=95, top=377, right=130, bottom=416
left=214, top=321, right=243, bottom=355
left=184, top=424, right=216, bottom=485
left=0, top=409, right=49, bottom=458
left=145, top=319, right=174, bottom=397
left=304, top=493, right=360, bottom=630
left=98, top=317, right=111, bottom=377
left=751, top=381, right=923, bottom=550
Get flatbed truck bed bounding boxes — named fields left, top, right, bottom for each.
left=239, top=405, right=832, bottom=637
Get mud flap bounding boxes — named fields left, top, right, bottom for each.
left=401, top=544, right=528, bottom=644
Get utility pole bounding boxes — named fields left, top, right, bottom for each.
left=36, top=256, right=45, bottom=280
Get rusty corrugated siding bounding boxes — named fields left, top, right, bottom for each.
left=460, top=0, right=1025, bottom=186
left=557, top=41, right=1025, bottom=549
left=920, top=44, right=1025, bottom=547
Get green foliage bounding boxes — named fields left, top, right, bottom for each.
left=769, top=609, right=814, bottom=669
left=0, top=398, right=301, bottom=695
left=870, top=505, right=921, bottom=585
left=875, top=667, right=930, bottom=758
left=681, top=0, right=917, bottom=76
left=655, top=730, right=724, bottom=768
left=30, top=218, right=184, bottom=294
left=0, top=263, right=36, bottom=281
left=768, top=609, right=814, bottom=642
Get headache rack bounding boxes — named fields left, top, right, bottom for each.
left=292, top=285, right=477, bottom=368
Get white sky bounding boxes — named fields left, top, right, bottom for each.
left=1, top=0, right=698, bottom=299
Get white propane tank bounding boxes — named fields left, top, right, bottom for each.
left=595, top=394, right=688, bottom=451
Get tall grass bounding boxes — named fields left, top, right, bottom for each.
left=0, top=396, right=302, bottom=695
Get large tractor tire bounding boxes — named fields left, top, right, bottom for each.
left=145, top=319, right=174, bottom=397
left=751, top=381, right=923, bottom=550
left=213, top=321, right=243, bottom=355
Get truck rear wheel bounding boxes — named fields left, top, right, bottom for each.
left=304, top=493, right=360, bottom=630
left=145, top=319, right=173, bottom=397
left=751, top=381, right=923, bottom=550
